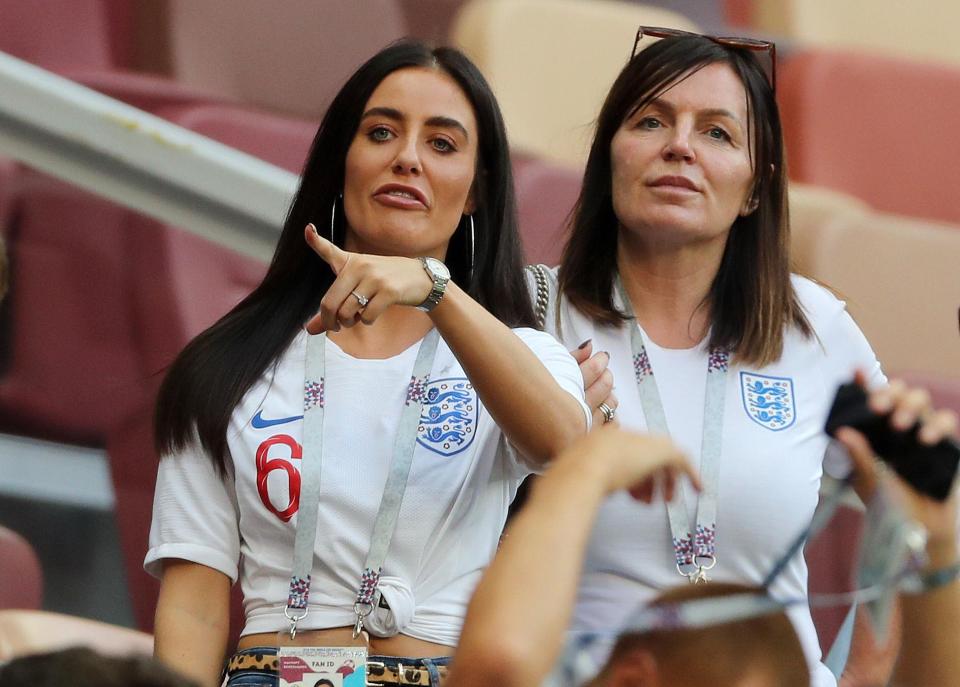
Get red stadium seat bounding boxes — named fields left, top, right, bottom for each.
left=165, top=0, right=408, bottom=119
left=779, top=49, right=960, bottom=226
left=0, top=175, right=148, bottom=444
left=512, top=156, right=583, bottom=267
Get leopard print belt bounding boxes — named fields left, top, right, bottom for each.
left=226, top=649, right=451, bottom=686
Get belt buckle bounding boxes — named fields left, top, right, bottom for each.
left=367, top=660, right=386, bottom=686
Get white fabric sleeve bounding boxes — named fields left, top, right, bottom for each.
left=144, top=443, right=241, bottom=582
left=499, top=327, right=592, bottom=473
left=810, top=286, right=888, bottom=478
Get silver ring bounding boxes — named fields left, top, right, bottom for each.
left=351, top=290, right=369, bottom=308
left=598, top=402, right=615, bottom=424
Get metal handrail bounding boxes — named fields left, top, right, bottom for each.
left=0, top=50, right=300, bottom=262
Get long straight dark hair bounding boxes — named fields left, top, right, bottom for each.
left=559, top=36, right=811, bottom=366
left=156, top=41, right=534, bottom=472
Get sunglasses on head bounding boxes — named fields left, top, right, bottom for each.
left=632, top=26, right=776, bottom=91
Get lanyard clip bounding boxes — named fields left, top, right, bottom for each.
left=352, top=601, right=373, bottom=640
left=284, top=606, right=308, bottom=641
left=289, top=617, right=298, bottom=640
left=352, top=615, right=364, bottom=640
left=690, top=566, right=710, bottom=584
left=679, top=554, right=717, bottom=585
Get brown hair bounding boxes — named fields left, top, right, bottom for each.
left=599, top=583, right=809, bottom=686
left=0, top=647, right=198, bottom=687
left=559, top=35, right=811, bottom=366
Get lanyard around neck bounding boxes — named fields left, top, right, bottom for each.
left=284, top=328, right=440, bottom=638
left=615, top=276, right=728, bottom=584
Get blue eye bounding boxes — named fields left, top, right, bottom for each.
left=369, top=126, right=393, bottom=142
left=431, top=138, right=455, bottom=153
left=707, top=126, right=731, bottom=142
left=638, top=117, right=662, bottom=130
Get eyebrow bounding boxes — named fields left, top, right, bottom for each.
left=644, top=98, right=744, bottom=130
left=361, top=106, right=470, bottom=140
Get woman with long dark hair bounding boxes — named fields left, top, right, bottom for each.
left=146, top=41, right=588, bottom=687
left=529, top=30, right=884, bottom=686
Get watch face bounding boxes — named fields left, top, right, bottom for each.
left=425, top=257, right=450, bottom=280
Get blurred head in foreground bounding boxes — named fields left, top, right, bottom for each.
left=0, top=647, right=198, bottom=687
left=588, top=583, right=809, bottom=687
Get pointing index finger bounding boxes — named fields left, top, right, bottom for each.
left=305, top=224, right=349, bottom=275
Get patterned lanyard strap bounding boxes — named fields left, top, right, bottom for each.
left=615, top=277, right=729, bottom=584
left=284, top=328, right=440, bottom=639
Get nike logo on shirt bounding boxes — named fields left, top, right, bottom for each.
left=251, top=410, right=303, bottom=429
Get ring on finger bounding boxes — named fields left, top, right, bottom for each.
left=598, top=401, right=616, bottom=424
left=351, top=290, right=370, bottom=308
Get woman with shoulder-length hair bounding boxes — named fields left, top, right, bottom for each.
left=529, top=30, right=883, bottom=686
left=147, top=40, right=589, bottom=687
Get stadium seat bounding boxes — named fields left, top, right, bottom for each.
left=630, top=0, right=727, bottom=32
left=165, top=0, right=408, bottom=119
left=744, top=0, right=960, bottom=67
left=0, top=175, right=148, bottom=444
left=0, top=0, right=117, bottom=72
left=0, top=0, right=226, bottom=113
left=799, top=207, right=960, bottom=382
left=0, top=526, right=42, bottom=611
left=513, top=155, right=583, bottom=266
left=451, top=0, right=698, bottom=166
left=399, top=0, right=467, bottom=43
left=0, top=101, right=310, bottom=444
left=787, top=183, right=870, bottom=275
left=779, top=49, right=960, bottom=226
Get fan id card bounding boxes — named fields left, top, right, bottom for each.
left=278, top=646, right=367, bottom=687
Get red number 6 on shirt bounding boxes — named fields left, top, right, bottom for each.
left=255, top=434, right=302, bottom=522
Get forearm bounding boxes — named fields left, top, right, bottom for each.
left=430, top=282, right=586, bottom=463
left=154, top=562, right=232, bottom=687
left=890, top=541, right=960, bottom=686
left=450, top=453, right=607, bottom=687
left=838, top=604, right=900, bottom=687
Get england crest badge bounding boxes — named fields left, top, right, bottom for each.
left=739, top=372, right=796, bottom=431
left=417, top=378, right=477, bottom=456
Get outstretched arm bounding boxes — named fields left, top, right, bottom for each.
left=835, top=378, right=960, bottom=687
left=448, top=428, right=696, bottom=687
left=304, top=226, right=588, bottom=464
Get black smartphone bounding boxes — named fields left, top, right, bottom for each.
left=824, top=382, right=960, bottom=501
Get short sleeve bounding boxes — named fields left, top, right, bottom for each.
left=144, top=443, right=241, bottom=582
left=820, top=307, right=886, bottom=392
left=502, top=327, right=592, bottom=473
left=800, top=280, right=888, bottom=478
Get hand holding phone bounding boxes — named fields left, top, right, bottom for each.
left=825, top=381, right=960, bottom=501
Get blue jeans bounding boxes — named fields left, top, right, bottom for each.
left=225, top=646, right=452, bottom=686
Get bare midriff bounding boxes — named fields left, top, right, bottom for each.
left=238, top=626, right=452, bottom=657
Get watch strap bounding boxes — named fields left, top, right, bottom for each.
left=416, top=257, right=448, bottom=312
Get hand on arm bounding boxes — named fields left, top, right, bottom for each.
left=571, top=340, right=619, bottom=428
left=303, top=226, right=588, bottom=462
left=448, top=428, right=697, bottom=687
left=834, top=376, right=959, bottom=687
left=154, top=560, right=232, bottom=687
